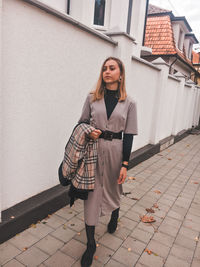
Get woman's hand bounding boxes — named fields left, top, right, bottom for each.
left=89, top=129, right=102, bottom=140
left=117, top=167, right=127, bottom=184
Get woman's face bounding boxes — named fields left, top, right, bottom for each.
left=102, top=59, right=121, bottom=86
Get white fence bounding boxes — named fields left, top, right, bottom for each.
left=0, top=0, right=200, bottom=217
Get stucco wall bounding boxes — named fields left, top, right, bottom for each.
left=1, top=0, right=200, bottom=213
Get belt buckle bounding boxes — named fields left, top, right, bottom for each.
left=104, top=131, right=113, bottom=141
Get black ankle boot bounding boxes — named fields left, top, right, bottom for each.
left=81, top=224, right=96, bottom=267
left=107, top=208, right=119, bottom=234
left=81, top=241, right=96, bottom=267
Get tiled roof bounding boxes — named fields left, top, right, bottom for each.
left=192, top=51, right=200, bottom=64
left=144, top=15, right=176, bottom=55
left=148, top=4, right=171, bottom=15
left=144, top=15, right=193, bottom=67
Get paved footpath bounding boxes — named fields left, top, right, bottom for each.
left=1, top=134, right=200, bottom=267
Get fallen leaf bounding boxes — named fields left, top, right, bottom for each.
left=128, top=176, right=136, bottom=180
left=10, top=216, right=15, bottom=219
left=23, top=247, right=28, bottom=251
left=131, top=197, right=139, bottom=200
left=47, top=214, right=51, bottom=218
left=154, top=190, right=162, bottom=194
left=146, top=208, right=155, bottom=213
left=145, top=248, right=152, bottom=255
left=153, top=203, right=159, bottom=209
left=70, top=223, right=75, bottom=226
left=193, top=182, right=199, bottom=184
left=195, top=237, right=199, bottom=242
left=68, top=211, right=73, bottom=214
left=186, top=144, right=190, bottom=147
left=167, top=158, right=172, bottom=160
left=30, top=224, right=37, bottom=228
left=94, top=256, right=98, bottom=260
left=128, top=248, right=132, bottom=252
left=42, top=221, right=47, bottom=224
left=77, top=232, right=81, bottom=236
left=63, top=224, right=67, bottom=229
left=140, top=215, right=156, bottom=223
left=96, top=243, right=100, bottom=247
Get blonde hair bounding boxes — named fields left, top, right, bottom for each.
left=92, top=57, right=127, bottom=102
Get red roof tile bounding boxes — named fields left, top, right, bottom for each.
left=144, top=15, right=176, bottom=55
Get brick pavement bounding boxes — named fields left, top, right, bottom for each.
left=1, top=134, right=200, bottom=267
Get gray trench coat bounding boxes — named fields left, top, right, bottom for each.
left=78, top=93, right=138, bottom=225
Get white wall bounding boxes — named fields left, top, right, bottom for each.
left=1, top=0, right=200, bottom=214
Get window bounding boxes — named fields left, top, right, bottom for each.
left=94, top=0, right=106, bottom=26
left=67, top=0, right=70, bottom=15
left=178, top=29, right=183, bottom=50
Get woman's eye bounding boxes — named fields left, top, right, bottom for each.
left=110, top=67, right=115, bottom=71
left=103, top=68, right=106, bottom=72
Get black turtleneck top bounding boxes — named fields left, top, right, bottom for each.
left=104, top=89, right=133, bottom=162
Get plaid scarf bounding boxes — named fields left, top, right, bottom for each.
left=62, top=123, right=98, bottom=190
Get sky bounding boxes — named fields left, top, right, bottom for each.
left=149, top=0, right=200, bottom=51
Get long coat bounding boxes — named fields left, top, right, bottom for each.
left=78, top=93, right=138, bottom=225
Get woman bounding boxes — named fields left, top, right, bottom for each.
left=78, top=57, right=138, bottom=267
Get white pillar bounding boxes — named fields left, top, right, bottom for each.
left=172, top=72, right=185, bottom=135
left=0, top=0, right=3, bottom=222
left=149, top=57, right=169, bottom=144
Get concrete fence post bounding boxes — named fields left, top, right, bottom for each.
left=149, top=57, right=169, bottom=144
left=172, top=72, right=185, bottom=135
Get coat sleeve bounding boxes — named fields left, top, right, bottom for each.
left=124, top=100, right=138, bottom=135
left=78, top=94, right=91, bottom=124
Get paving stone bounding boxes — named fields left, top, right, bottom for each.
left=165, top=255, right=190, bottom=267
left=67, top=217, right=85, bottom=232
left=175, top=234, right=197, bottom=250
left=137, top=221, right=156, bottom=234
left=104, top=259, right=126, bottom=267
left=123, top=236, right=146, bottom=255
left=2, top=259, right=25, bottom=267
left=70, top=200, right=84, bottom=213
left=94, top=244, right=114, bottom=264
left=124, top=210, right=141, bottom=222
left=16, top=246, right=49, bottom=266
left=27, top=222, right=53, bottom=239
left=162, top=216, right=182, bottom=228
left=43, top=250, right=76, bottom=266
left=185, top=213, right=200, bottom=224
left=167, top=210, right=185, bottom=221
left=95, top=223, right=107, bottom=238
left=158, top=223, right=179, bottom=237
left=60, top=238, right=86, bottom=260
left=113, top=226, right=131, bottom=240
left=112, top=247, right=140, bottom=266
left=55, top=206, right=78, bottom=220
left=130, top=228, right=153, bottom=243
left=194, top=245, right=200, bottom=259
left=50, top=225, right=76, bottom=243
left=147, top=239, right=170, bottom=259
left=34, top=235, right=64, bottom=255
left=120, top=202, right=132, bottom=212
left=98, top=214, right=111, bottom=225
left=183, top=219, right=200, bottom=232
left=98, top=233, right=123, bottom=251
left=191, top=258, right=200, bottom=267
left=152, top=232, right=175, bottom=247
left=130, top=204, right=147, bottom=215
left=170, top=244, right=194, bottom=263
left=74, top=228, right=87, bottom=244
left=119, top=216, right=138, bottom=230
left=179, top=227, right=199, bottom=241
left=41, top=214, right=66, bottom=229
left=8, top=231, right=39, bottom=251
left=138, top=251, right=165, bottom=267
left=0, top=242, right=21, bottom=265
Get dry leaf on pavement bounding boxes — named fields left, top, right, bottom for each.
left=154, top=190, right=162, bottom=194
left=153, top=203, right=159, bottom=209
left=140, top=215, right=156, bottom=223
left=145, top=248, right=152, bottom=255
left=131, top=197, right=139, bottom=200
left=128, top=248, right=132, bottom=251
left=94, top=256, right=98, bottom=260
left=194, top=237, right=199, bottom=242
left=146, top=208, right=155, bottom=213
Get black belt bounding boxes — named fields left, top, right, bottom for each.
left=99, top=130, right=122, bottom=141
